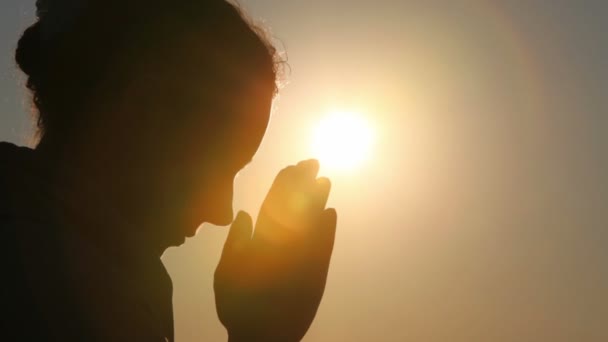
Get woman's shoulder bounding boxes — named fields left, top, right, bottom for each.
left=1, top=216, right=173, bottom=341
left=0, top=215, right=87, bottom=340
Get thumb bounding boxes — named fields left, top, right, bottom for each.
left=219, top=211, right=253, bottom=264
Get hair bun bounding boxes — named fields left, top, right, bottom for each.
left=15, top=21, right=44, bottom=80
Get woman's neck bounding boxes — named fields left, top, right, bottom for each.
left=36, top=142, right=168, bottom=258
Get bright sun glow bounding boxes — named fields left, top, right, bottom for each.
left=311, top=110, right=375, bottom=171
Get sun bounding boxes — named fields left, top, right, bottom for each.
left=310, top=110, right=375, bottom=171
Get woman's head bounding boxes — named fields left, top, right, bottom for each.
left=16, top=0, right=282, bottom=248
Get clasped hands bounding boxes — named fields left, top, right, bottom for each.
left=215, top=160, right=337, bottom=342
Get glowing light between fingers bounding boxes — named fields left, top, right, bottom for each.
left=310, top=110, right=375, bottom=172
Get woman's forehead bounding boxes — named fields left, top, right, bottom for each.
left=222, top=93, right=272, bottom=163
left=177, top=89, right=272, bottom=169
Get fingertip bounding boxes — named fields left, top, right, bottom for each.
left=230, top=210, right=253, bottom=240
left=313, top=177, right=332, bottom=210
left=221, top=211, right=252, bottom=263
left=321, top=208, right=338, bottom=232
left=235, top=210, right=252, bottom=225
left=318, top=208, right=337, bottom=254
left=317, top=177, right=331, bottom=191
left=297, top=159, right=320, bottom=177
left=324, top=208, right=337, bottom=222
left=276, top=165, right=297, bottom=180
left=298, top=158, right=319, bottom=168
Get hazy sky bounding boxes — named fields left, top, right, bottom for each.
left=1, top=1, right=607, bottom=341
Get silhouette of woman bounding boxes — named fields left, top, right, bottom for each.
left=0, top=0, right=337, bottom=341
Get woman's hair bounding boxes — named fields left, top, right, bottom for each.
left=16, top=0, right=282, bottom=144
